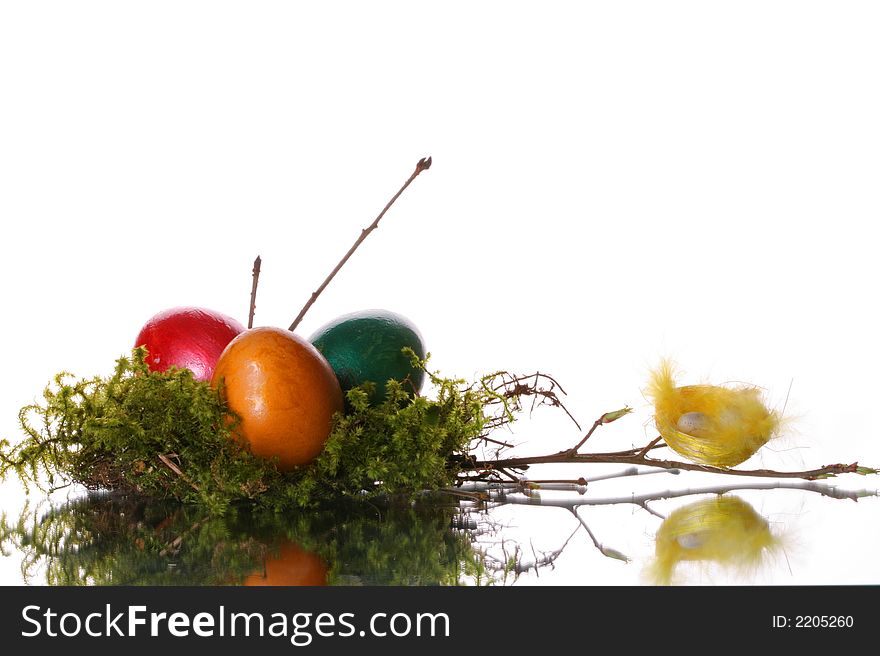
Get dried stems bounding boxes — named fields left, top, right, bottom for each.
left=470, top=371, right=584, bottom=460
left=460, top=375, right=877, bottom=483
left=465, top=445, right=866, bottom=481
left=288, top=156, right=433, bottom=332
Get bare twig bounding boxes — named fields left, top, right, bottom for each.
left=157, top=453, right=200, bottom=492
left=466, top=449, right=866, bottom=481
left=456, top=468, right=677, bottom=498
left=567, top=407, right=633, bottom=455
left=248, top=255, right=261, bottom=329
left=288, top=156, right=432, bottom=332
left=474, top=372, right=584, bottom=455
left=566, top=417, right=604, bottom=456
left=637, top=436, right=664, bottom=457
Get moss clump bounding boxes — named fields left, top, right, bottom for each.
left=1, top=347, right=488, bottom=513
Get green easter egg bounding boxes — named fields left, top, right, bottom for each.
left=309, top=309, right=426, bottom=405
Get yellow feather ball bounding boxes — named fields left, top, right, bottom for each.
left=645, top=496, right=782, bottom=585
left=646, top=359, right=780, bottom=467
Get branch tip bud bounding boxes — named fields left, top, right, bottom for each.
left=600, top=407, right=633, bottom=425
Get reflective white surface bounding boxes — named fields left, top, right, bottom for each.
left=2, top=1, right=879, bottom=586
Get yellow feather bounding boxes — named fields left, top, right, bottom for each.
left=645, top=496, right=782, bottom=585
left=646, top=359, right=780, bottom=467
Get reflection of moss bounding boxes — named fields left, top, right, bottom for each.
left=0, top=493, right=489, bottom=586
left=645, top=495, right=782, bottom=585
left=1, top=496, right=261, bottom=585
left=280, top=501, right=487, bottom=585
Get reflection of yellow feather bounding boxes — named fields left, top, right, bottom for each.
left=646, top=496, right=781, bottom=586
left=646, top=359, right=780, bottom=467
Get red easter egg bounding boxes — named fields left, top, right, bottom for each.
left=135, top=306, right=245, bottom=382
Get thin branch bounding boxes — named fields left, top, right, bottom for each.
left=567, top=406, right=633, bottom=455
left=567, top=417, right=604, bottom=455
left=455, top=468, right=676, bottom=494
left=467, top=448, right=866, bottom=481
left=637, top=436, right=664, bottom=458
left=478, top=371, right=582, bottom=434
left=479, top=435, right=517, bottom=449
left=248, top=255, right=261, bottom=329
left=157, top=453, right=200, bottom=492
left=288, top=156, right=432, bottom=332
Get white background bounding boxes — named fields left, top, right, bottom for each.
left=1, top=1, right=878, bottom=585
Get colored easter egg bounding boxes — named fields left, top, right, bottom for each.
left=211, top=327, right=344, bottom=470
left=135, top=306, right=244, bottom=382
left=309, top=309, right=426, bottom=405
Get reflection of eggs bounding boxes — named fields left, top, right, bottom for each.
left=135, top=307, right=244, bottom=381
left=309, top=309, right=426, bottom=405
left=646, top=360, right=780, bottom=467
left=243, top=540, right=328, bottom=586
left=211, top=327, right=344, bottom=470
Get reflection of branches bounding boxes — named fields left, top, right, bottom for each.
left=570, top=508, right=630, bottom=563
left=478, top=525, right=581, bottom=582
left=456, top=471, right=877, bottom=576
left=159, top=516, right=210, bottom=557
left=479, top=477, right=876, bottom=508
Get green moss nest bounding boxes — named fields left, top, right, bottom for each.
left=0, top=348, right=491, bottom=514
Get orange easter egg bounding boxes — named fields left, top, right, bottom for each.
left=212, top=326, right=344, bottom=470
